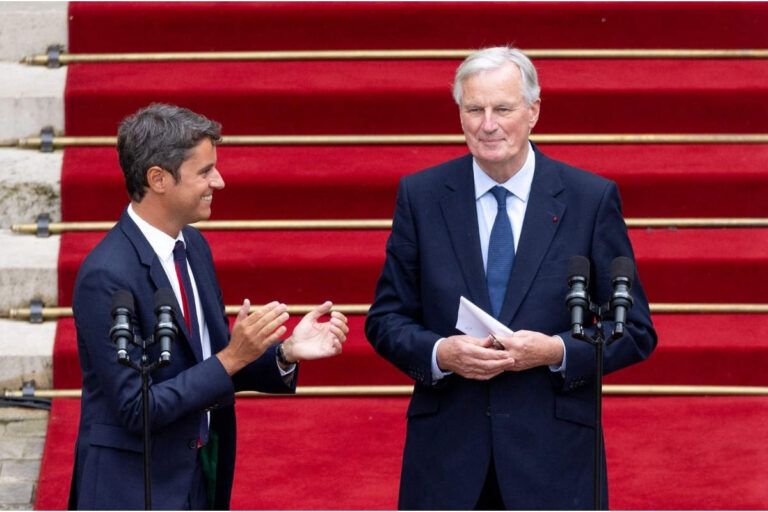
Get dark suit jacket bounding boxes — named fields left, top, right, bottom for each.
left=69, top=209, right=294, bottom=510
left=365, top=147, right=657, bottom=509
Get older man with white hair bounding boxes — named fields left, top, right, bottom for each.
left=366, top=47, right=656, bottom=509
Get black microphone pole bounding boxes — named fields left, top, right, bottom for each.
left=566, top=256, right=634, bottom=510
left=109, top=288, right=178, bottom=510
left=566, top=256, right=604, bottom=509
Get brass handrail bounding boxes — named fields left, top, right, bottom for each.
left=20, top=48, right=768, bottom=66
left=6, top=133, right=768, bottom=150
left=5, top=303, right=768, bottom=321
left=6, top=384, right=768, bottom=399
left=10, top=218, right=768, bottom=235
left=10, top=219, right=394, bottom=234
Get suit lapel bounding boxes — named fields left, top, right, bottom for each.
left=498, top=150, right=566, bottom=324
left=183, top=231, right=227, bottom=354
left=439, top=156, right=492, bottom=312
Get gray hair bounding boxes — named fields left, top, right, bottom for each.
left=452, top=47, right=541, bottom=106
left=117, top=103, right=222, bottom=202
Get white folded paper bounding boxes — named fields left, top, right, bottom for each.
left=455, top=296, right=514, bottom=339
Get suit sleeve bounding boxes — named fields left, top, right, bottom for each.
left=365, top=178, right=443, bottom=387
left=557, top=181, right=657, bottom=392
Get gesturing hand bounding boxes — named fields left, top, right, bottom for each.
left=217, top=300, right=290, bottom=375
left=281, top=301, right=349, bottom=362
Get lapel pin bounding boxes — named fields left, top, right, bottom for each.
left=553, top=216, right=558, bottom=222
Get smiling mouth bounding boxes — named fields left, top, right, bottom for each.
left=202, top=195, right=212, bottom=202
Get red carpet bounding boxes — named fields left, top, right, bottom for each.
left=57, top=228, right=768, bottom=307
left=52, top=313, right=768, bottom=390
left=65, top=59, right=768, bottom=135
left=61, top=144, right=768, bottom=222
left=35, top=396, right=768, bottom=510
left=68, top=2, right=768, bottom=52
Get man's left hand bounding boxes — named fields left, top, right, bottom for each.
left=281, top=301, right=349, bottom=363
left=495, top=330, right=563, bottom=371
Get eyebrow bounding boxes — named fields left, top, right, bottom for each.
left=198, top=163, right=216, bottom=174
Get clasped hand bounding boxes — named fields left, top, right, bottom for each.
left=436, top=330, right=563, bottom=380
left=217, top=299, right=348, bottom=375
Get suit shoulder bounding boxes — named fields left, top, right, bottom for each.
left=539, top=151, right=615, bottom=193
left=401, top=153, right=472, bottom=188
left=79, top=226, right=134, bottom=272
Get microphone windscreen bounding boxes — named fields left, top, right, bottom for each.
left=568, top=255, right=591, bottom=281
left=154, top=288, right=176, bottom=310
left=111, top=289, right=134, bottom=315
left=611, top=256, right=635, bottom=285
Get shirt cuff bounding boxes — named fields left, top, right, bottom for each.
left=548, top=335, right=566, bottom=374
left=431, top=338, right=453, bottom=383
left=277, top=355, right=297, bottom=385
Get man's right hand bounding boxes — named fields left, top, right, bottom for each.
left=436, top=335, right=515, bottom=380
left=216, top=300, right=289, bottom=375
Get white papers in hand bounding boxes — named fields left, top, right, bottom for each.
left=455, top=296, right=514, bottom=339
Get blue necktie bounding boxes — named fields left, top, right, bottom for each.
left=486, top=186, right=515, bottom=318
left=173, top=241, right=209, bottom=447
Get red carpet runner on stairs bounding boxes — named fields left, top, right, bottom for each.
left=35, top=2, right=768, bottom=509
left=36, top=396, right=768, bottom=510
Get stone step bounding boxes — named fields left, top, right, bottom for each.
left=0, top=230, right=59, bottom=310
left=0, top=319, right=54, bottom=391
left=0, top=63, right=65, bottom=141
left=0, top=2, right=67, bottom=63
left=0, top=149, right=62, bottom=229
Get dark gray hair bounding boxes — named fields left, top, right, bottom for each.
left=452, top=47, right=541, bottom=107
left=117, top=103, right=222, bottom=202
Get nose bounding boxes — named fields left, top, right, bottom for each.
left=481, top=108, right=498, bottom=132
left=210, top=168, right=225, bottom=190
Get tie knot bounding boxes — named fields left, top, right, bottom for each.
left=490, top=186, right=508, bottom=209
left=173, top=240, right=186, bottom=262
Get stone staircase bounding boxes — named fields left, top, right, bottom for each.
left=0, top=2, right=67, bottom=392
left=0, top=3, right=67, bottom=507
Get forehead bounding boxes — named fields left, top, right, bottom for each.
left=460, top=63, right=523, bottom=103
left=181, top=138, right=217, bottom=168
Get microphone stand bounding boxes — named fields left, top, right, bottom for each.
left=572, top=302, right=624, bottom=510
left=117, top=333, right=170, bottom=510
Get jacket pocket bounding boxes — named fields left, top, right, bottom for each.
left=554, top=395, right=595, bottom=428
left=406, top=390, right=440, bottom=418
left=88, top=423, right=143, bottom=453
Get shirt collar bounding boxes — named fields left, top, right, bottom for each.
left=126, top=203, right=185, bottom=261
left=473, top=141, right=536, bottom=202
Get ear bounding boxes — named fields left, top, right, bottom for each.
left=145, top=166, right=167, bottom=194
left=528, top=98, right=541, bottom=131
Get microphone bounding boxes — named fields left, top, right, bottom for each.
left=610, top=257, right=635, bottom=339
left=566, top=256, right=591, bottom=339
left=154, top=288, right=178, bottom=366
left=110, top=290, right=135, bottom=365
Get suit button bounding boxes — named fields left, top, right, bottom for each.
left=188, top=439, right=197, bottom=449
left=486, top=407, right=491, bottom=417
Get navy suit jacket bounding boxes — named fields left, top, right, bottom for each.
left=69, top=209, right=294, bottom=510
left=365, top=147, right=657, bottom=509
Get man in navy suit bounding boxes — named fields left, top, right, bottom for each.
left=365, top=47, right=657, bottom=509
left=69, top=103, right=349, bottom=509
